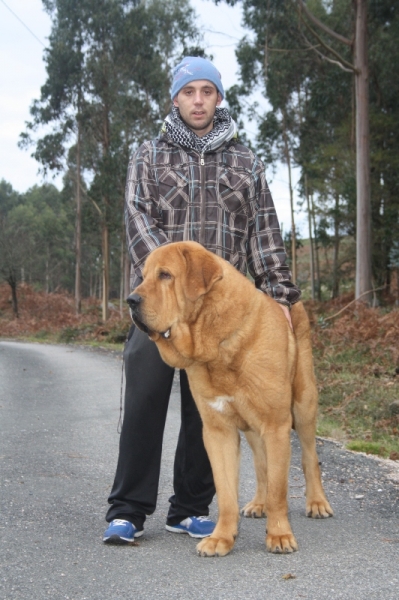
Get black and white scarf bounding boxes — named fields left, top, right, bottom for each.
left=162, top=106, right=237, bottom=153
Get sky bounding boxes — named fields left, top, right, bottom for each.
left=0, top=0, right=305, bottom=235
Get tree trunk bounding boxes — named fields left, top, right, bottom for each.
left=355, top=0, right=372, bottom=303
left=119, top=225, right=125, bottom=318
left=102, top=223, right=109, bottom=322
left=332, top=193, right=341, bottom=298
left=7, top=269, right=19, bottom=318
left=11, top=283, right=18, bottom=318
left=45, top=244, right=50, bottom=294
left=124, top=252, right=131, bottom=300
left=75, top=120, right=82, bottom=314
left=305, top=175, right=315, bottom=300
left=282, top=114, right=297, bottom=283
left=390, top=269, right=399, bottom=306
left=311, top=193, right=322, bottom=301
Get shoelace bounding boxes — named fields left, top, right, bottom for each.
left=196, top=516, right=212, bottom=522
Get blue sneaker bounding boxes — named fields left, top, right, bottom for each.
left=165, top=516, right=215, bottom=538
left=103, top=519, right=143, bottom=544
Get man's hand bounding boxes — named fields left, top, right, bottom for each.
left=278, top=303, right=293, bottom=332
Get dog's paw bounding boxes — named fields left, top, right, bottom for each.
left=241, top=501, right=266, bottom=518
left=266, top=533, right=298, bottom=554
left=196, top=536, right=235, bottom=557
left=306, top=498, right=334, bottom=519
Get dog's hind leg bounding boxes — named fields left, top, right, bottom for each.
left=291, top=303, right=333, bottom=519
left=293, top=384, right=333, bottom=518
left=196, top=423, right=241, bottom=557
left=241, top=430, right=267, bottom=518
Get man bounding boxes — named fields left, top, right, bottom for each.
left=103, top=56, right=301, bottom=544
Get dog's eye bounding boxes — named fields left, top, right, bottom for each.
left=159, top=271, right=172, bottom=280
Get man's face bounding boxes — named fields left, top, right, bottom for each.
left=173, top=80, right=222, bottom=137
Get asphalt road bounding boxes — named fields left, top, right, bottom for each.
left=1, top=340, right=399, bottom=600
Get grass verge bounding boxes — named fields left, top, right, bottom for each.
left=313, top=310, right=399, bottom=460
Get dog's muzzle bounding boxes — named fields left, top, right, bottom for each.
left=126, top=294, right=171, bottom=339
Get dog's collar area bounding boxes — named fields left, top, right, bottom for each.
left=161, top=329, right=171, bottom=339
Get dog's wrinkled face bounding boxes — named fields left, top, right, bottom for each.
left=127, top=248, right=181, bottom=340
left=127, top=242, right=223, bottom=341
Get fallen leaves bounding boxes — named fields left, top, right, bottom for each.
left=0, top=283, right=130, bottom=339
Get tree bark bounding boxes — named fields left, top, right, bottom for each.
left=75, top=120, right=82, bottom=314
left=311, top=193, right=321, bottom=301
left=102, top=223, right=109, bottom=322
left=354, top=0, right=372, bottom=303
left=45, top=247, right=50, bottom=294
left=124, top=251, right=131, bottom=300
left=332, top=193, right=340, bottom=299
left=119, top=220, right=125, bottom=318
left=282, top=113, right=297, bottom=283
left=7, top=269, right=19, bottom=318
left=305, top=175, right=315, bottom=300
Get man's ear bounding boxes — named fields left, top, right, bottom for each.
left=216, top=92, right=222, bottom=106
left=173, top=96, right=179, bottom=107
left=181, top=246, right=223, bottom=302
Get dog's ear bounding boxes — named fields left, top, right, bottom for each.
left=182, top=246, right=223, bottom=302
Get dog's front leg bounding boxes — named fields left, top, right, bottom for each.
left=196, top=422, right=240, bottom=557
left=264, top=423, right=298, bottom=553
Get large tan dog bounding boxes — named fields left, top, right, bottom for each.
left=128, top=241, right=333, bottom=556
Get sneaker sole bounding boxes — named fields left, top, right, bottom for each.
left=103, top=530, right=144, bottom=544
left=165, top=525, right=211, bottom=539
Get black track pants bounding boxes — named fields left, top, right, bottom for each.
left=106, top=326, right=215, bottom=530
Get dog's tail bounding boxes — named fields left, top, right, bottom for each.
left=290, top=301, right=318, bottom=427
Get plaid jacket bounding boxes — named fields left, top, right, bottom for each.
left=125, top=134, right=301, bottom=307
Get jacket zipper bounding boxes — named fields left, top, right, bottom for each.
left=199, top=152, right=206, bottom=245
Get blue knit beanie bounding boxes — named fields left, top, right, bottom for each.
left=170, top=56, right=225, bottom=100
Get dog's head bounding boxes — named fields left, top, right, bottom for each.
left=127, top=241, right=223, bottom=341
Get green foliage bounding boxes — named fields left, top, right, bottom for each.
left=0, top=180, right=74, bottom=293
left=0, top=180, right=24, bottom=304
left=58, top=326, right=81, bottom=343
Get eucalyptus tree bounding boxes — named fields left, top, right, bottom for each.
left=21, top=0, right=203, bottom=321
left=217, top=0, right=399, bottom=303
left=296, top=0, right=373, bottom=303
left=293, top=0, right=399, bottom=299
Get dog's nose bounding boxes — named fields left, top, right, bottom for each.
left=126, top=294, right=142, bottom=308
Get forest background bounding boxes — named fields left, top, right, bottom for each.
left=1, top=0, right=399, bottom=460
